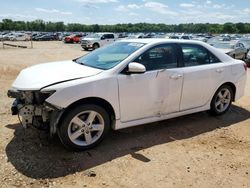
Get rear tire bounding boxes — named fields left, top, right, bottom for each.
left=210, top=85, right=233, bottom=116
left=58, top=104, right=110, bottom=151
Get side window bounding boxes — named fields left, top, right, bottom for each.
left=180, top=44, right=220, bottom=66
left=239, top=43, right=244, bottom=48
left=101, top=35, right=106, bottom=39
left=108, top=34, right=114, bottom=39
left=134, top=44, right=177, bottom=71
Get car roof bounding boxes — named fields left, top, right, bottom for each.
left=119, top=38, right=234, bottom=63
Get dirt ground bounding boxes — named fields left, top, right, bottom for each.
left=0, top=41, right=249, bottom=188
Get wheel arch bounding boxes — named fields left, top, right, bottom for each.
left=93, top=42, right=100, bottom=47
left=214, top=82, right=236, bottom=101
left=58, top=97, right=116, bottom=128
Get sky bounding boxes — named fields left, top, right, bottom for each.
left=0, top=0, right=249, bottom=25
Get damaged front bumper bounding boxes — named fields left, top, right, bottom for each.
left=7, top=89, right=64, bottom=135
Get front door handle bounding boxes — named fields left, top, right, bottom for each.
left=170, top=74, right=183, bottom=80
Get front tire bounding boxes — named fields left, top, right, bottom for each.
left=93, top=43, right=99, bottom=50
left=210, top=85, right=233, bottom=116
left=58, top=104, right=110, bottom=151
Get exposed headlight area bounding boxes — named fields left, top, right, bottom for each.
left=34, top=90, right=56, bottom=104
left=8, top=90, right=55, bottom=105
left=7, top=89, right=58, bottom=131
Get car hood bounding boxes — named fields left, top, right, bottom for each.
left=12, top=60, right=103, bottom=90
left=217, top=48, right=233, bottom=54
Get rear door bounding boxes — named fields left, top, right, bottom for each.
left=178, top=43, right=226, bottom=111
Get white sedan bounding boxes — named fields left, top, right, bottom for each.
left=8, top=39, right=247, bottom=150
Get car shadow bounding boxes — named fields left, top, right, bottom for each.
left=5, top=104, right=250, bottom=179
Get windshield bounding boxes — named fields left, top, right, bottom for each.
left=213, top=43, right=234, bottom=49
left=75, top=42, right=145, bottom=70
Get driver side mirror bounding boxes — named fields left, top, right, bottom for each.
left=127, top=62, right=146, bottom=74
left=101, top=36, right=105, bottom=40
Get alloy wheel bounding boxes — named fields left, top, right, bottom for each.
left=214, top=88, right=231, bottom=113
left=67, top=110, right=105, bottom=146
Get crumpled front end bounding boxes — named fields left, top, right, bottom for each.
left=7, top=89, right=63, bottom=135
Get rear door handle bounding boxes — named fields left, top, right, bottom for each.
left=216, top=69, right=224, bottom=73
left=170, top=74, right=183, bottom=80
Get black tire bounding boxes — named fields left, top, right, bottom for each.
left=58, top=104, right=110, bottom=151
left=83, top=48, right=88, bottom=51
left=242, top=53, right=247, bottom=61
left=246, top=61, right=250, bottom=68
left=210, top=85, right=233, bottom=116
left=93, top=43, right=99, bottom=50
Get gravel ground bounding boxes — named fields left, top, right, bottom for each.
left=0, top=41, right=249, bottom=188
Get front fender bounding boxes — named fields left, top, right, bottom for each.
left=43, top=76, right=120, bottom=119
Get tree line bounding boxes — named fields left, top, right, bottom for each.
left=1, top=19, right=250, bottom=34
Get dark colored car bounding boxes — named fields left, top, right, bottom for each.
left=33, top=34, right=58, bottom=41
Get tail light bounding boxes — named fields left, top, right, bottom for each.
left=243, top=63, right=247, bottom=71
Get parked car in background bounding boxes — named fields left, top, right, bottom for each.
left=207, top=36, right=231, bottom=46
left=169, top=35, right=180, bottom=39
left=144, top=33, right=156, bottom=38
left=8, top=39, right=247, bottom=150
left=33, top=33, right=58, bottom=41
left=58, top=32, right=71, bottom=41
left=212, top=41, right=247, bottom=60
left=192, top=36, right=207, bottom=42
left=180, top=35, right=192, bottom=40
left=31, top=33, right=43, bottom=40
left=81, top=33, right=116, bottom=50
left=126, top=33, right=144, bottom=39
left=9, top=33, right=30, bottom=41
left=246, top=50, right=250, bottom=67
left=118, top=33, right=128, bottom=38
left=239, top=38, right=250, bottom=52
left=64, top=34, right=83, bottom=43
left=2, top=33, right=15, bottom=40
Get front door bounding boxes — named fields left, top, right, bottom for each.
left=118, top=43, right=183, bottom=122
